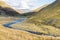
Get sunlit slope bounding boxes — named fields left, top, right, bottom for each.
left=0, top=1, right=10, bottom=7
left=32, top=4, right=49, bottom=12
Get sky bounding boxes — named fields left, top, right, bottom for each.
left=3, top=0, right=56, bottom=12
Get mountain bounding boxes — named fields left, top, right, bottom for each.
left=26, top=0, right=60, bottom=35
left=0, top=0, right=53, bottom=14
left=32, top=4, right=49, bottom=12
left=0, top=1, right=25, bottom=14
left=12, top=0, right=60, bottom=36
left=25, top=0, right=60, bottom=25
left=0, top=1, right=10, bottom=7
left=27, top=0, right=60, bottom=26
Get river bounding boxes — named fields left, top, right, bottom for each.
left=3, top=17, right=57, bottom=37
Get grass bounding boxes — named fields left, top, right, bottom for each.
left=12, top=22, right=60, bottom=36
left=0, top=24, right=60, bottom=40
left=0, top=18, right=60, bottom=40
left=0, top=16, right=19, bottom=24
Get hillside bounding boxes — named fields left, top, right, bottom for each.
left=0, top=16, right=60, bottom=40
left=26, top=0, right=60, bottom=21
left=12, top=0, right=60, bottom=37
left=0, top=24, right=60, bottom=40
left=25, top=0, right=60, bottom=35
left=27, top=0, right=60, bottom=27
left=32, top=4, right=49, bottom=12
left=0, top=0, right=50, bottom=14
left=0, top=1, right=25, bottom=14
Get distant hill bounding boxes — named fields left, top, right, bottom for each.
left=0, top=1, right=25, bottom=14
left=0, top=1, right=10, bottom=7
left=32, top=4, right=49, bottom=12
left=0, top=0, right=50, bottom=14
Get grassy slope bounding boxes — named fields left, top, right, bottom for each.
left=25, top=0, right=60, bottom=35
left=0, top=1, right=10, bottom=8
left=0, top=24, right=60, bottom=40
left=26, top=0, right=60, bottom=35
left=0, top=17, right=60, bottom=40
left=12, top=0, right=60, bottom=36
left=26, top=0, right=60, bottom=21
left=32, top=4, right=49, bottom=12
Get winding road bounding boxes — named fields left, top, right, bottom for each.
left=3, top=18, right=57, bottom=37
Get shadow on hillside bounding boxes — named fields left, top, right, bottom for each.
left=0, top=6, right=20, bottom=16
left=0, top=6, right=37, bottom=17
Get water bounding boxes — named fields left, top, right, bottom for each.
left=3, top=18, right=26, bottom=28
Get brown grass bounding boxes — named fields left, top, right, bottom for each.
left=0, top=24, right=60, bottom=40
